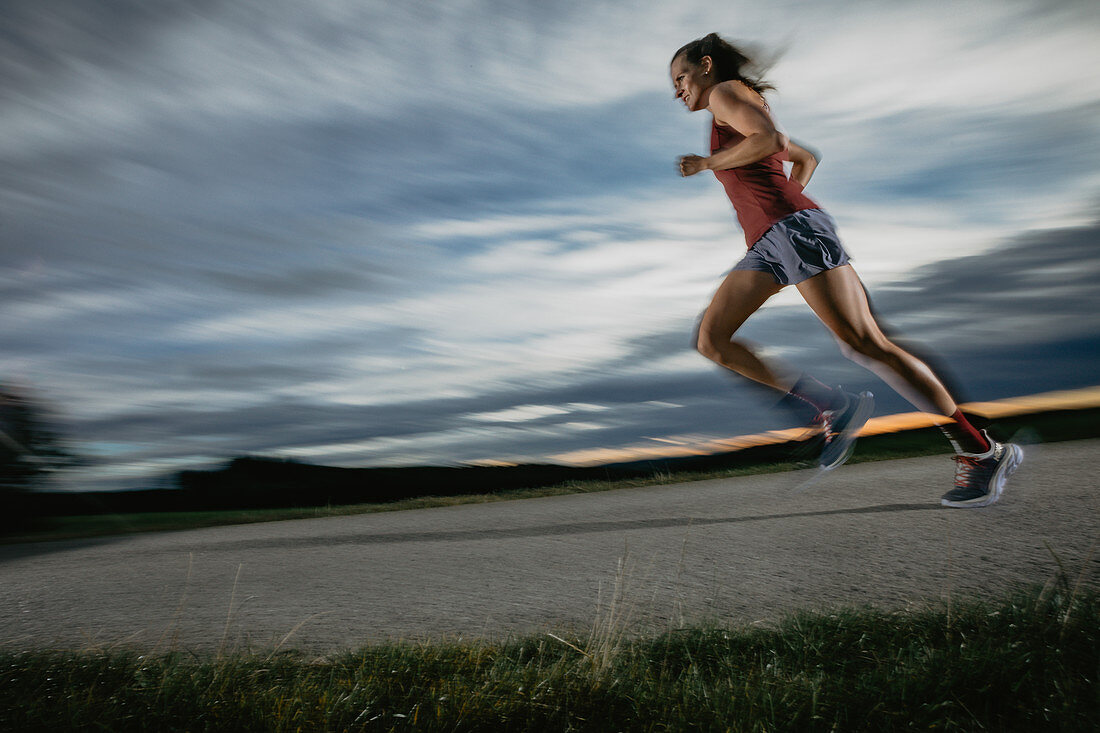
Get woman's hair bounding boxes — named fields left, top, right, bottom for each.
left=671, top=33, right=775, bottom=95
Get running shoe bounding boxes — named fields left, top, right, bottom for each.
left=816, top=390, right=874, bottom=470
left=940, top=431, right=1023, bottom=508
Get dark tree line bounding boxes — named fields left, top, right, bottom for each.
left=33, top=441, right=814, bottom=517
left=1, top=385, right=79, bottom=530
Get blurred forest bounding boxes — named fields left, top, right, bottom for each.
left=0, top=385, right=80, bottom=530
left=10, top=403, right=1100, bottom=522
left=24, top=442, right=815, bottom=518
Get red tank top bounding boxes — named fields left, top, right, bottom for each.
left=710, top=120, right=818, bottom=247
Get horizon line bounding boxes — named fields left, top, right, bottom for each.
left=534, top=385, right=1100, bottom=468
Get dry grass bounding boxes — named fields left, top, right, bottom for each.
left=3, top=542, right=1096, bottom=731
left=2, top=580, right=1096, bottom=731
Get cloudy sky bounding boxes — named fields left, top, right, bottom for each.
left=2, top=0, right=1099, bottom=490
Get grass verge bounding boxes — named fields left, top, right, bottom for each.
left=3, top=461, right=798, bottom=544
left=7, top=406, right=1098, bottom=544
left=1, top=584, right=1096, bottom=731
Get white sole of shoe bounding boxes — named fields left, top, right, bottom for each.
left=941, top=443, right=1023, bottom=508
left=819, top=391, right=874, bottom=471
left=991, top=443, right=1024, bottom=500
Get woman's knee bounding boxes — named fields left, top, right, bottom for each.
left=837, top=329, right=895, bottom=363
left=695, top=330, right=719, bottom=361
left=695, top=324, right=729, bottom=362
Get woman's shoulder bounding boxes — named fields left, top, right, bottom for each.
left=709, top=80, right=770, bottom=131
left=713, top=79, right=765, bottom=101
left=709, top=80, right=768, bottom=117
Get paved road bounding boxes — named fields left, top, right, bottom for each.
left=1, top=439, right=1097, bottom=654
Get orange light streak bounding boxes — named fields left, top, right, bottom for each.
left=548, top=385, right=1100, bottom=467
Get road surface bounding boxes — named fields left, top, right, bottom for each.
left=1, top=439, right=1097, bottom=654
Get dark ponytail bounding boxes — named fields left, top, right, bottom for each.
left=671, top=33, right=775, bottom=95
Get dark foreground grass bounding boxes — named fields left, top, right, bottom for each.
left=2, top=586, right=1097, bottom=732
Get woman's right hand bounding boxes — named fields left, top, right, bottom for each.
left=678, top=154, right=710, bottom=177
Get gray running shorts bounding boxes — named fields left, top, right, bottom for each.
left=732, top=208, right=851, bottom=285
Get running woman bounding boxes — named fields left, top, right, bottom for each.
left=670, top=33, right=1022, bottom=507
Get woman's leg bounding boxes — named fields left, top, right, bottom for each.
left=795, top=264, right=957, bottom=415
left=796, top=264, right=1024, bottom=506
left=700, top=267, right=874, bottom=470
left=695, top=269, right=790, bottom=390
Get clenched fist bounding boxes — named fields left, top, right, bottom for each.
left=678, top=154, right=709, bottom=177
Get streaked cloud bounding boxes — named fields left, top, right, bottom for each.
left=1, top=0, right=1098, bottom=489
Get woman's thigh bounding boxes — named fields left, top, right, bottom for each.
left=699, top=269, right=785, bottom=343
left=794, top=265, right=885, bottom=347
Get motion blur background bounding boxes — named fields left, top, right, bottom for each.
left=2, top=0, right=1099, bottom=491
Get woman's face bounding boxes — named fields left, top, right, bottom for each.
left=670, top=54, right=713, bottom=112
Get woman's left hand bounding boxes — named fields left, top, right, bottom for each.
left=678, top=154, right=710, bottom=177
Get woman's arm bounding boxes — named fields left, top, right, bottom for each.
left=679, top=83, right=787, bottom=177
left=787, top=139, right=819, bottom=188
